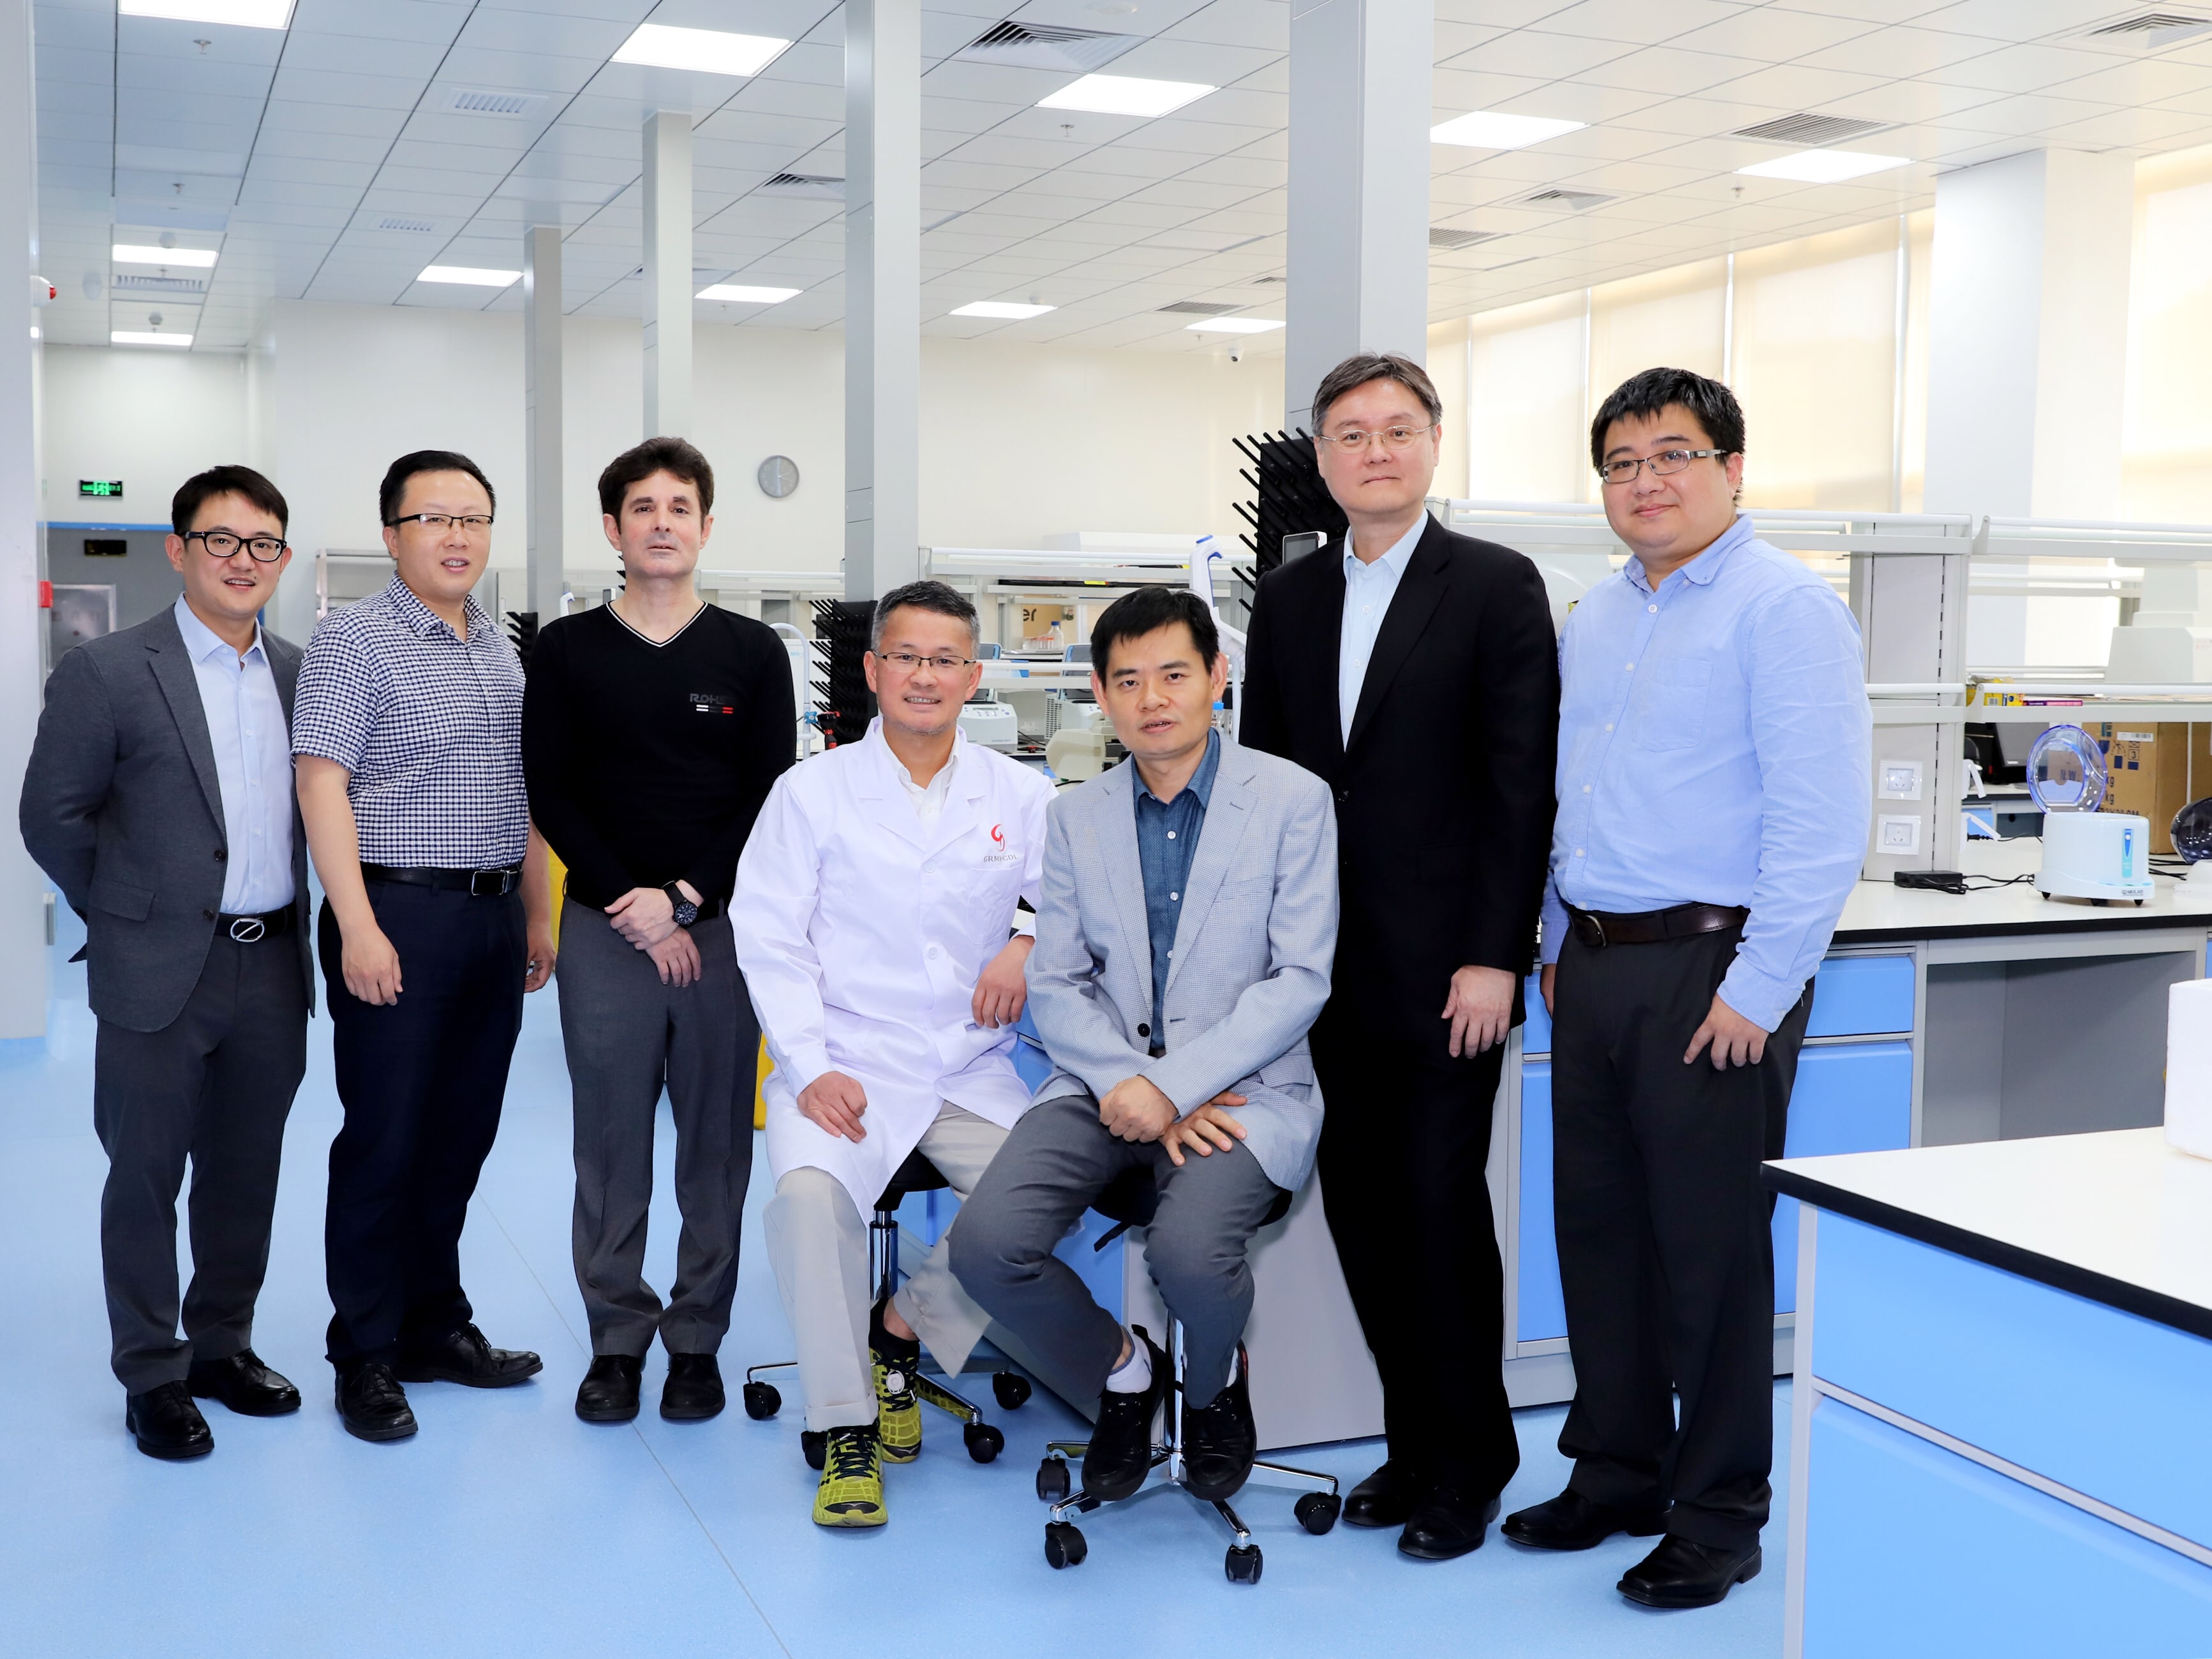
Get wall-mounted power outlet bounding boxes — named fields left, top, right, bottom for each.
left=1878, top=814, right=1923, bottom=854
left=1878, top=759, right=1924, bottom=800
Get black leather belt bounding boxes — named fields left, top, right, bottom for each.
left=1568, top=902, right=1748, bottom=948
left=361, top=863, right=523, bottom=897
left=216, top=906, right=293, bottom=943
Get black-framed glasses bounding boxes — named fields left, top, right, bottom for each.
left=873, top=651, right=977, bottom=673
left=1596, top=448, right=1729, bottom=485
left=385, top=512, right=494, bottom=533
left=184, top=528, right=289, bottom=563
left=1318, top=423, right=1436, bottom=452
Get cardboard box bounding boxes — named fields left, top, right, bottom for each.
left=1020, top=603, right=1071, bottom=652
left=2088, top=723, right=2211, bottom=853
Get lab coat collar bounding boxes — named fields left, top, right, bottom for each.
left=854, top=718, right=990, bottom=850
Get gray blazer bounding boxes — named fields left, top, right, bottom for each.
left=1026, top=737, right=1339, bottom=1193
left=19, top=605, right=315, bottom=1032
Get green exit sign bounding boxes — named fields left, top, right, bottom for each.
left=78, top=479, right=123, bottom=499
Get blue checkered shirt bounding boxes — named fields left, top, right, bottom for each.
left=291, top=575, right=528, bottom=868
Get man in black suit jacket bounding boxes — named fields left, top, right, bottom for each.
left=1240, top=353, right=1559, bottom=1560
left=20, top=465, right=315, bottom=1460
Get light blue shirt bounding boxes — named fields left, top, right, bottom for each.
left=1540, top=515, right=1871, bottom=1031
left=1336, top=516, right=1423, bottom=745
left=173, top=596, right=295, bottom=914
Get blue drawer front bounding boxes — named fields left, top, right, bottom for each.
left=1521, top=973, right=1552, bottom=1054
left=1806, top=954, right=1914, bottom=1038
left=1811, top=1214, right=2212, bottom=1551
left=1804, top=1397, right=2212, bottom=1657
left=1517, top=1062, right=1565, bottom=1343
left=1773, top=1042, right=1913, bottom=1313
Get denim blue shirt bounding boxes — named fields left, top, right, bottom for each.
left=1134, top=729, right=1221, bottom=1047
left=1540, top=515, right=1871, bottom=1031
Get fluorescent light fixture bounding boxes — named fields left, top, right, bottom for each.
left=114, top=243, right=218, bottom=267
left=951, top=301, right=1055, bottom=320
left=612, top=22, right=789, bottom=77
left=696, top=283, right=801, bottom=304
left=112, top=331, right=193, bottom=347
left=1737, top=149, right=1908, bottom=184
left=1185, top=317, right=1282, bottom=335
left=119, top=0, right=294, bottom=25
left=1039, top=74, right=1214, bottom=119
left=1430, top=111, right=1585, bottom=149
left=418, top=265, right=520, bottom=287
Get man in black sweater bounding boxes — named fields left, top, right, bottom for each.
left=522, top=437, right=795, bottom=1424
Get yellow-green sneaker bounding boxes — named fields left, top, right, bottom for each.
left=874, top=1350, right=922, bottom=1463
left=813, top=1426, right=886, bottom=1528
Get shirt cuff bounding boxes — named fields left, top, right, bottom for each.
left=1011, top=911, right=1037, bottom=940
left=780, top=1043, right=835, bottom=1099
left=1716, top=960, right=1800, bottom=1034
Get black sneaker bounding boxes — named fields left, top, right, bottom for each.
left=1083, top=1325, right=1168, bottom=1502
left=1182, top=1343, right=1258, bottom=1501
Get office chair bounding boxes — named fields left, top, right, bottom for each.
left=1032, top=1165, right=1342, bottom=1585
left=741, top=1147, right=1030, bottom=1468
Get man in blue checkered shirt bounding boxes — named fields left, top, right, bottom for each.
left=293, top=449, right=558, bottom=1445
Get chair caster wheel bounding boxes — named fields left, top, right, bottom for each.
left=964, top=1422, right=1005, bottom=1463
left=1036, top=1457, right=1071, bottom=1503
left=1295, top=1492, right=1341, bottom=1535
left=1044, top=1521, right=1087, bottom=1568
left=801, top=1429, right=828, bottom=1471
left=992, top=1371, right=1032, bottom=1410
left=1225, top=1543, right=1263, bottom=1584
left=741, top=1382, right=780, bottom=1420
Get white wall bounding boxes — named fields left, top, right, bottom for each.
left=40, top=344, right=249, bottom=527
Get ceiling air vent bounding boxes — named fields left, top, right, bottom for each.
left=955, top=19, right=1137, bottom=73
left=443, top=87, right=546, bottom=118
left=1158, top=300, right=1241, bottom=315
left=1518, top=188, right=1613, bottom=210
left=1732, top=113, right=1890, bottom=146
left=375, top=216, right=437, bottom=233
left=1430, top=227, right=1501, bottom=251
left=1251, top=274, right=1286, bottom=284
left=114, top=273, right=206, bottom=295
left=2081, top=11, right=2212, bottom=45
left=761, top=173, right=845, bottom=200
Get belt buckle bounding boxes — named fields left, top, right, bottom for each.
left=469, top=869, right=505, bottom=897
left=1576, top=910, right=1607, bottom=948
left=227, top=916, right=266, bottom=943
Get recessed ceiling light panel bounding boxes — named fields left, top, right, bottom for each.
left=112, top=330, right=193, bottom=347
left=1431, top=111, right=1585, bottom=149
left=1737, top=149, right=1908, bottom=184
left=951, top=301, right=1056, bottom=319
left=114, top=243, right=218, bottom=267
left=119, top=0, right=293, bottom=26
left=612, top=23, right=789, bottom=77
left=1186, top=317, right=1282, bottom=334
left=697, top=284, right=800, bottom=304
left=1039, top=74, right=1214, bottom=118
left=419, top=265, right=521, bottom=287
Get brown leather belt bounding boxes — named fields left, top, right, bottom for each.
left=1567, top=903, right=1748, bottom=949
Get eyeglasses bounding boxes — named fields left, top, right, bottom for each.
left=873, top=651, right=977, bottom=673
left=1596, top=448, right=1728, bottom=486
left=1317, top=423, right=1436, bottom=452
left=386, top=513, right=494, bottom=534
left=184, top=529, right=289, bottom=563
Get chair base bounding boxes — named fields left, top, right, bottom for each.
left=739, top=1357, right=1025, bottom=1467
left=1035, top=1440, right=1341, bottom=1582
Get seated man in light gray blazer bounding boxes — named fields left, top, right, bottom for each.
left=952, top=586, right=1336, bottom=1508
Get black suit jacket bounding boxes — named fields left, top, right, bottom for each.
left=1239, top=516, right=1559, bottom=1030
left=19, top=606, right=315, bottom=1031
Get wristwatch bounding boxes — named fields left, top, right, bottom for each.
left=663, top=882, right=700, bottom=927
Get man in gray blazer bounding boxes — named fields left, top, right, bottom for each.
left=19, top=464, right=315, bottom=1461
left=953, top=586, right=1337, bottom=1507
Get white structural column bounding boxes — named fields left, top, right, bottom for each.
left=1922, top=149, right=2134, bottom=664
left=843, top=0, right=921, bottom=601
left=1283, top=0, right=1434, bottom=433
left=522, top=224, right=563, bottom=621
left=642, top=110, right=693, bottom=439
left=0, top=0, right=46, bottom=1037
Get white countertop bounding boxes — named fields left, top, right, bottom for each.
left=1769, top=1127, right=2212, bottom=1336
left=1837, top=837, right=2212, bottom=941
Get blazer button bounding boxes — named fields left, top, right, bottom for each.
left=1335, top=787, right=1349, bottom=804
left=203, top=908, right=216, bottom=920
left=1137, top=1022, right=1150, bottom=1037
left=214, top=848, right=226, bottom=861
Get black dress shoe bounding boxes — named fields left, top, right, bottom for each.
left=1398, top=1485, right=1503, bottom=1561
left=1503, top=1487, right=1668, bottom=1552
left=1083, top=1326, right=1168, bottom=1502
left=334, top=1360, right=418, bottom=1443
left=187, top=1349, right=302, bottom=1417
left=394, top=1324, right=543, bottom=1389
left=1181, top=1344, right=1258, bottom=1501
left=124, top=1381, right=214, bottom=1461
left=575, top=1354, right=642, bottom=1423
left=1618, top=1535, right=1762, bottom=1609
left=660, top=1353, right=725, bottom=1422
left=1344, top=1459, right=1429, bottom=1529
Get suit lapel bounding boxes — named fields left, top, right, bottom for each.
left=1346, top=522, right=1451, bottom=754
left=1087, top=765, right=1153, bottom=1017
left=269, top=635, right=300, bottom=725
left=1163, top=748, right=1254, bottom=999
left=1319, top=557, right=1347, bottom=767
left=144, top=610, right=226, bottom=834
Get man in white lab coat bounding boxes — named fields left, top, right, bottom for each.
left=734, top=580, right=1053, bottom=1529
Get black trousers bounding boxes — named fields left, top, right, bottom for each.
left=320, top=881, right=525, bottom=1366
left=93, top=932, right=308, bottom=1392
left=1550, top=925, right=1813, bottom=1552
left=1311, top=972, right=1520, bottom=1497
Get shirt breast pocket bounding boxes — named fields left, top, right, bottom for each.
left=1632, top=658, right=1712, bottom=753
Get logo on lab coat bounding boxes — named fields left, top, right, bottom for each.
left=983, top=823, right=1018, bottom=865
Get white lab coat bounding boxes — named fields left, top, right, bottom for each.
left=733, top=719, right=1054, bottom=1219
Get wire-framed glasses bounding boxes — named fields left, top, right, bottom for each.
left=1596, top=448, right=1728, bottom=485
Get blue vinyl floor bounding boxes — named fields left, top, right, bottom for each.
left=0, top=904, right=1787, bottom=1658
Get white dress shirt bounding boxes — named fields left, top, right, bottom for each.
left=1336, top=516, right=1425, bottom=746
left=173, top=595, right=295, bottom=913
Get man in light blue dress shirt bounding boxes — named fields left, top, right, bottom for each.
left=1500, top=369, right=1869, bottom=1609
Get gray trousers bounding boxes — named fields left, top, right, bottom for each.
left=949, top=1093, right=1286, bottom=1410
left=764, top=1103, right=1006, bottom=1433
left=556, top=900, right=756, bottom=1357
left=93, top=932, right=308, bottom=1393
